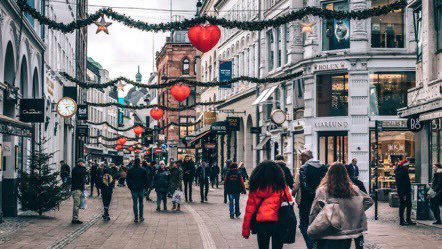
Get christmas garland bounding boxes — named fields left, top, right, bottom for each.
left=60, top=71, right=303, bottom=89
left=97, top=142, right=141, bottom=149
left=90, top=135, right=139, bottom=141
left=87, top=120, right=202, bottom=132
left=17, top=0, right=406, bottom=33
left=157, top=120, right=202, bottom=130
left=85, top=101, right=225, bottom=111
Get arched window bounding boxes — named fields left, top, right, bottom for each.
left=182, top=58, right=190, bottom=75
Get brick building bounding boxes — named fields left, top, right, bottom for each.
left=156, top=30, right=198, bottom=161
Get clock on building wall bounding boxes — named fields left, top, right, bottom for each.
left=56, top=97, right=77, bottom=118
left=271, top=109, right=286, bottom=125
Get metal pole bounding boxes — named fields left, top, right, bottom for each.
left=233, top=131, right=237, bottom=162
left=226, top=131, right=231, bottom=160
left=220, top=134, right=225, bottom=169
left=374, top=121, right=379, bottom=220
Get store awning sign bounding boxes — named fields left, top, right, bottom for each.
left=19, top=98, right=45, bottom=123
left=219, top=61, right=232, bottom=88
left=251, top=127, right=261, bottom=134
left=227, top=117, right=241, bottom=131
left=77, top=104, right=88, bottom=120
left=211, top=121, right=228, bottom=134
left=203, top=111, right=217, bottom=125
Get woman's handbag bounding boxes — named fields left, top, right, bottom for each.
left=307, top=200, right=343, bottom=239
left=428, top=188, right=437, bottom=199
left=250, top=199, right=264, bottom=234
left=277, top=190, right=297, bottom=244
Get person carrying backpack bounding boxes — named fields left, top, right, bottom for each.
left=100, top=166, right=115, bottom=220
left=292, top=150, right=327, bottom=249
left=225, top=162, right=246, bottom=219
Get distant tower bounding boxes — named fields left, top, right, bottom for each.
left=135, top=65, right=142, bottom=83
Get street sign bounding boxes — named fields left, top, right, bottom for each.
left=219, top=61, right=232, bottom=88
left=251, top=127, right=261, bottom=134
left=211, top=121, right=228, bottom=134
left=227, top=117, right=240, bottom=131
left=76, top=104, right=88, bottom=120
left=161, top=143, right=168, bottom=150
left=19, top=98, right=45, bottom=123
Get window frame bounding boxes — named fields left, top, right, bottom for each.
left=370, top=0, right=406, bottom=49
left=321, top=0, right=350, bottom=51
left=434, top=0, right=442, bottom=52
left=316, top=73, right=349, bottom=117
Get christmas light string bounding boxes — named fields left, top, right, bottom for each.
left=60, top=71, right=303, bottom=89
left=85, top=101, right=225, bottom=111
left=17, top=0, right=406, bottom=33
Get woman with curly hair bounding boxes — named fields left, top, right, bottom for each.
left=242, top=160, right=293, bottom=249
left=309, top=163, right=373, bottom=249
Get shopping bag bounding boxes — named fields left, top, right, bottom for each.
left=80, top=191, right=88, bottom=209
left=172, top=190, right=183, bottom=204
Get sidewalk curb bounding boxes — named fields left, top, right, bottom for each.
left=416, top=221, right=442, bottom=229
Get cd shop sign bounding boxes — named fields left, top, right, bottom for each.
left=313, top=61, right=348, bottom=72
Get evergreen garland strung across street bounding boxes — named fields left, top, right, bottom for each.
left=90, top=135, right=139, bottom=141
left=98, top=142, right=140, bottom=149
left=60, top=71, right=303, bottom=89
left=87, top=120, right=202, bottom=132
left=157, top=120, right=202, bottom=130
left=17, top=0, right=406, bottom=33
left=85, top=101, right=225, bottom=111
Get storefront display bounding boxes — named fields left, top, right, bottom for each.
left=322, top=1, right=350, bottom=50
left=370, top=131, right=416, bottom=189
left=371, top=0, right=405, bottom=48
left=319, top=131, right=348, bottom=165
left=317, top=74, right=348, bottom=117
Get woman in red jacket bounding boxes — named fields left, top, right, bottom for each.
left=242, top=160, right=293, bottom=249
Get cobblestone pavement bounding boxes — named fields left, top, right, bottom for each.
left=0, top=186, right=440, bottom=249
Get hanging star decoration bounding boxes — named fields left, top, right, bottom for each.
left=94, top=14, right=112, bottom=34
left=116, top=81, right=126, bottom=92
left=300, top=22, right=316, bottom=34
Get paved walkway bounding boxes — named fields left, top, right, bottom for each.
left=0, top=185, right=440, bottom=249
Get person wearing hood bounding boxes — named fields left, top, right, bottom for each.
left=429, top=163, right=442, bottom=224
left=242, top=160, right=293, bottom=248
left=275, top=155, right=294, bottom=190
left=223, top=159, right=232, bottom=203
left=182, top=155, right=195, bottom=202
left=292, top=150, right=327, bottom=249
left=153, top=161, right=171, bottom=211
left=395, top=160, right=415, bottom=226
left=225, top=162, right=246, bottom=219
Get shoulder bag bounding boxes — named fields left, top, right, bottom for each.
left=277, top=189, right=297, bottom=244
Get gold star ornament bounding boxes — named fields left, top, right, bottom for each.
left=94, top=14, right=112, bottom=34
left=300, top=22, right=316, bottom=34
left=116, top=81, right=126, bottom=92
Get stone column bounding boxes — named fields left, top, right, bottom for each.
left=350, top=0, right=369, bottom=54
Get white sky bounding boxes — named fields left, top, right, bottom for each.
left=87, top=0, right=196, bottom=80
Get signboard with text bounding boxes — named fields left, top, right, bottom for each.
left=227, top=117, right=241, bottom=131
left=19, top=98, right=45, bottom=123
left=219, top=61, right=232, bottom=88
left=76, top=125, right=89, bottom=137
left=211, top=121, right=228, bottom=134
left=76, top=105, right=88, bottom=120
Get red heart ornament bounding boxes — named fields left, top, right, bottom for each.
left=171, top=84, right=191, bottom=102
left=150, top=108, right=164, bottom=120
left=117, top=137, right=127, bottom=145
left=188, top=24, right=221, bottom=53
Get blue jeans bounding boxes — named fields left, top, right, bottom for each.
left=131, top=190, right=145, bottom=219
left=228, top=194, right=240, bottom=216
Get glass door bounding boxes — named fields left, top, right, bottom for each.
left=319, top=131, right=348, bottom=165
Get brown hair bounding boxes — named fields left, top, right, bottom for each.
left=320, top=162, right=357, bottom=198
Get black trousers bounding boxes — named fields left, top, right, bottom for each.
left=430, top=196, right=441, bottom=221
left=399, top=193, right=412, bottom=222
left=256, top=222, right=283, bottom=249
left=211, top=176, right=219, bottom=188
left=184, top=178, right=193, bottom=201
left=200, top=178, right=209, bottom=201
left=315, top=239, right=352, bottom=249
left=101, top=188, right=113, bottom=209
left=90, top=178, right=100, bottom=196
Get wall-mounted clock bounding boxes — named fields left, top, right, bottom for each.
left=271, top=109, right=286, bottom=125
left=56, top=97, right=77, bottom=118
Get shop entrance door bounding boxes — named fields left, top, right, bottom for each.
left=318, top=131, right=348, bottom=165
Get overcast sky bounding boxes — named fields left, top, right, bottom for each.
left=87, top=0, right=196, bottom=80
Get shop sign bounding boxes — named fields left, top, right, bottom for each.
left=76, top=125, right=89, bottom=137
left=211, top=121, right=228, bottom=134
left=204, top=142, right=216, bottom=149
left=431, top=119, right=442, bottom=131
left=313, top=61, right=348, bottom=72
left=203, top=111, right=217, bottom=125
left=406, top=117, right=423, bottom=133
left=76, top=105, right=88, bottom=120
left=0, top=118, right=32, bottom=137
left=314, top=121, right=349, bottom=128
left=19, top=99, right=45, bottom=123
left=381, top=120, right=407, bottom=129
left=251, top=127, right=261, bottom=134
left=219, top=61, right=232, bottom=88
left=227, top=117, right=241, bottom=131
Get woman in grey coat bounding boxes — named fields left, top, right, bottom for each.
left=308, top=163, right=373, bottom=249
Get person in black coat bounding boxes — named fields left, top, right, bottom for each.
left=89, top=162, right=100, bottom=197
left=127, top=158, right=148, bottom=223
left=153, top=161, right=171, bottom=211
left=210, top=164, right=220, bottom=189
left=182, top=155, right=195, bottom=202
left=275, top=155, right=294, bottom=190
left=223, top=160, right=232, bottom=203
left=196, top=162, right=211, bottom=203
left=395, top=160, right=415, bottom=226
left=346, top=158, right=360, bottom=181
left=71, top=159, right=87, bottom=224
left=99, top=166, right=115, bottom=220
left=60, top=160, right=71, bottom=185
left=238, top=162, right=249, bottom=181
left=429, top=163, right=442, bottom=224
left=224, top=162, right=246, bottom=219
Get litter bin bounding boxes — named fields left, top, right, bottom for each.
left=411, top=183, right=430, bottom=220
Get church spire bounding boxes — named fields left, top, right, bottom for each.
left=135, top=65, right=142, bottom=83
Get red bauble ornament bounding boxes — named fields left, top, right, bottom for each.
left=188, top=24, right=221, bottom=53
left=150, top=108, right=164, bottom=120
left=171, top=84, right=191, bottom=102
left=116, top=145, right=123, bottom=150
left=135, top=149, right=141, bottom=153
left=117, top=137, right=127, bottom=145
left=133, top=126, right=144, bottom=135
left=128, top=147, right=134, bottom=152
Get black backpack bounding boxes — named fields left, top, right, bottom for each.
left=277, top=190, right=297, bottom=244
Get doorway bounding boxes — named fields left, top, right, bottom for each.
left=318, top=131, right=348, bottom=165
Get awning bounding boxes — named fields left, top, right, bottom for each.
left=252, top=86, right=278, bottom=105
left=187, top=130, right=212, bottom=145
left=255, top=136, right=271, bottom=150
left=0, top=114, right=32, bottom=137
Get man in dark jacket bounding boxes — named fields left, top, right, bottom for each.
left=346, top=158, right=360, bottom=181
left=225, top=162, right=246, bottom=219
left=222, top=160, right=232, bottom=203
left=196, top=162, right=211, bottom=203
left=292, top=150, right=327, bottom=249
left=153, top=161, right=171, bottom=211
left=182, top=155, right=195, bottom=202
left=71, top=159, right=87, bottom=224
left=430, top=163, right=442, bottom=224
left=275, top=155, right=294, bottom=189
left=127, top=158, right=148, bottom=223
left=210, top=164, right=220, bottom=188
left=89, top=162, right=100, bottom=197
left=60, top=160, right=71, bottom=184
left=395, top=160, right=415, bottom=226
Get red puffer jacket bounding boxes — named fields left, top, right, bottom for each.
left=242, top=186, right=293, bottom=237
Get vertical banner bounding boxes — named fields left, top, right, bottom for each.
left=219, top=61, right=233, bottom=89
left=118, top=97, right=125, bottom=127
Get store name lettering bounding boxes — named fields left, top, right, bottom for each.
left=314, top=121, right=349, bottom=128
left=314, top=62, right=347, bottom=71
